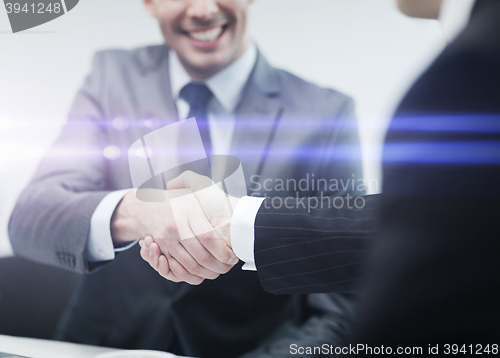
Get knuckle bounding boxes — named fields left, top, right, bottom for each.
left=175, top=270, right=190, bottom=282
left=198, top=231, right=214, bottom=246
left=165, top=240, right=179, bottom=256
left=195, top=251, right=211, bottom=267
left=165, top=221, right=179, bottom=236
left=173, top=265, right=191, bottom=282
left=217, top=248, right=231, bottom=261
left=187, top=262, right=201, bottom=276
left=219, top=264, right=232, bottom=274
left=167, top=258, right=182, bottom=275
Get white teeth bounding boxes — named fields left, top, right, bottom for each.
left=188, top=27, right=223, bottom=42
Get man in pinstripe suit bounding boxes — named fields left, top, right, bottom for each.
left=142, top=0, right=500, bottom=348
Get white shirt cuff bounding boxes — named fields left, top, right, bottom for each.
left=230, top=196, right=265, bottom=271
left=85, top=189, right=132, bottom=262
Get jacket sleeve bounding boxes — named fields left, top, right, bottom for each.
left=9, top=52, right=114, bottom=273
left=254, top=98, right=378, bottom=294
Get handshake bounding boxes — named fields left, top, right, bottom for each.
left=112, top=171, right=242, bottom=285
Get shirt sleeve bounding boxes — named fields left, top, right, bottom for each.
left=229, top=195, right=265, bottom=271
left=85, top=189, right=134, bottom=262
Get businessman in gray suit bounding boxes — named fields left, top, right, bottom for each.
left=9, top=0, right=363, bottom=356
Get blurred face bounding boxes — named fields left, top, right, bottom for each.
left=144, top=0, right=254, bottom=80
left=396, top=0, right=443, bottom=19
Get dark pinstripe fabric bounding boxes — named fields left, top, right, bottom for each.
left=254, top=195, right=379, bottom=294
left=352, top=0, right=500, bottom=348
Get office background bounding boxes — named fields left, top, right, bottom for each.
left=0, top=0, right=445, bottom=257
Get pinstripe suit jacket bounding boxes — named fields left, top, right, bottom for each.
left=353, top=0, right=500, bottom=347
left=253, top=0, right=500, bottom=347
left=254, top=194, right=378, bottom=294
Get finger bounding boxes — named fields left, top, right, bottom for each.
left=157, top=255, right=176, bottom=281
left=180, top=236, right=234, bottom=274
left=148, top=242, right=162, bottom=270
left=166, top=254, right=206, bottom=285
left=157, top=257, right=182, bottom=283
left=167, top=193, right=200, bottom=241
left=144, top=235, right=154, bottom=249
left=165, top=239, right=220, bottom=280
left=185, top=203, right=234, bottom=268
left=199, top=230, right=239, bottom=266
left=140, top=238, right=154, bottom=265
left=168, top=200, right=231, bottom=274
left=187, top=206, right=237, bottom=265
left=142, top=237, right=179, bottom=283
left=180, top=195, right=237, bottom=266
left=187, top=210, right=238, bottom=268
left=167, top=170, right=213, bottom=192
left=140, top=244, right=150, bottom=264
left=146, top=240, right=183, bottom=283
left=140, top=241, right=160, bottom=271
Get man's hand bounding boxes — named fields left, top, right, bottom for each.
left=139, top=171, right=242, bottom=280
left=167, top=171, right=241, bottom=247
left=111, top=189, right=238, bottom=285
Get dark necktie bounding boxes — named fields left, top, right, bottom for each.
left=180, top=83, right=213, bottom=159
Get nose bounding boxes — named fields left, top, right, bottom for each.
left=186, top=0, right=219, bottom=20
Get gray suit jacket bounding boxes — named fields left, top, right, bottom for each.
left=9, top=45, right=363, bottom=358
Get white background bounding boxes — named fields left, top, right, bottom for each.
left=0, top=0, right=445, bottom=257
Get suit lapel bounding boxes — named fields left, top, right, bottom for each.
left=138, top=44, right=179, bottom=125
left=231, top=52, right=283, bottom=191
left=159, top=50, right=179, bottom=123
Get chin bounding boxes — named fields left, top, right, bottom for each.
left=184, top=53, right=232, bottom=77
left=396, top=0, right=442, bottom=19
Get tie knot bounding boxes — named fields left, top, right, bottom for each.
left=180, top=83, right=213, bottom=110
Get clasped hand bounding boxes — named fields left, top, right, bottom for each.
left=115, top=171, right=240, bottom=284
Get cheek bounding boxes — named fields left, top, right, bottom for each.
left=157, top=17, right=181, bottom=46
left=155, top=4, right=184, bottom=40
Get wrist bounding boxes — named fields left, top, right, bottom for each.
left=216, top=196, right=240, bottom=249
left=111, top=191, right=144, bottom=246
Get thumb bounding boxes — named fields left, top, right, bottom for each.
left=167, top=170, right=214, bottom=192
left=166, top=171, right=190, bottom=190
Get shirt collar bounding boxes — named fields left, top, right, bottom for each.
left=439, top=0, right=476, bottom=42
left=169, top=42, right=257, bottom=113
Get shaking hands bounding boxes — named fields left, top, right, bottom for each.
left=132, top=171, right=241, bottom=284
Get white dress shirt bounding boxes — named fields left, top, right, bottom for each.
left=439, top=0, right=476, bottom=42
left=86, top=43, right=257, bottom=262
left=228, top=0, right=479, bottom=271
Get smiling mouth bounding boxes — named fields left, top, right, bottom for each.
left=186, top=25, right=227, bottom=42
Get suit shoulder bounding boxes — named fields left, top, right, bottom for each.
left=275, top=69, right=353, bottom=113
left=91, top=44, right=167, bottom=75
left=397, top=17, right=500, bottom=115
